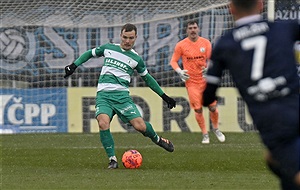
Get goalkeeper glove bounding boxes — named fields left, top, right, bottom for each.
left=201, top=66, right=207, bottom=78
left=64, top=63, right=77, bottom=78
left=175, top=68, right=189, bottom=82
left=161, top=93, right=176, bottom=109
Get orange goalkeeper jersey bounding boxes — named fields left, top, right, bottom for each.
left=170, top=37, right=212, bottom=86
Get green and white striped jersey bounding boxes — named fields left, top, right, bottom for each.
left=92, top=43, right=148, bottom=92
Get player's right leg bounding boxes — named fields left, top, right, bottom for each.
left=194, top=109, right=209, bottom=144
left=97, top=114, right=118, bottom=169
left=95, top=92, right=118, bottom=169
left=186, top=86, right=208, bottom=144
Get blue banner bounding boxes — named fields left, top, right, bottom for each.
left=0, top=88, right=67, bottom=133
left=0, top=9, right=230, bottom=84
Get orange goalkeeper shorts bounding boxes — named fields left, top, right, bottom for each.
left=186, top=83, right=217, bottom=110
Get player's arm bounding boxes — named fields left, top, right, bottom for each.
left=206, top=40, right=212, bottom=60
left=141, top=73, right=164, bottom=96
left=203, top=83, right=218, bottom=106
left=203, top=45, right=224, bottom=106
left=141, top=73, right=176, bottom=109
left=170, top=43, right=189, bottom=82
left=202, top=40, right=213, bottom=77
left=203, top=69, right=221, bottom=106
left=64, top=46, right=105, bottom=78
left=136, top=60, right=176, bottom=109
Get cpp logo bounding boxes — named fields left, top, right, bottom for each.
left=0, top=95, right=56, bottom=125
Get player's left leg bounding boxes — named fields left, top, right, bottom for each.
left=208, top=101, right=225, bottom=142
left=208, top=101, right=218, bottom=129
left=116, top=97, right=174, bottom=152
left=129, top=117, right=174, bottom=152
left=114, top=100, right=159, bottom=142
left=129, top=117, right=159, bottom=143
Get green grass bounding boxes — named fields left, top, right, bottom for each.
left=1, top=132, right=278, bottom=190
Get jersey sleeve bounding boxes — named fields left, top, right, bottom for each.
left=170, top=43, right=182, bottom=70
left=206, top=40, right=226, bottom=85
left=141, top=73, right=164, bottom=96
left=135, top=58, right=164, bottom=96
left=73, top=50, right=93, bottom=66
left=92, top=45, right=105, bottom=57
left=206, top=40, right=212, bottom=61
left=135, top=58, right=148, bottom=76
left=73, top=45, right=105, bottom=66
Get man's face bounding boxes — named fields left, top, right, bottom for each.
left=120, top=30, right=137, bottom=50
left=186, top=23, right=199, bottom=40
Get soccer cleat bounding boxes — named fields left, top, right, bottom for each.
left=108, top=159, right=118, bottom=169
left=213, top=129, right=225, bottom=142
left=156, top=137, right=174, bottom=152
left=202, top=134, right=210, bottom=144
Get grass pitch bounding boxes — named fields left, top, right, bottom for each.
left=1, top=132, right=278, bottom=189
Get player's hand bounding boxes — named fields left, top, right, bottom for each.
left=177, top=69, right=190, bottom=82
left=161, top=94, right=176, bottom=109
left=64, top=63, right=77, bottom=78
left=201, top=66, right=207, bottom=78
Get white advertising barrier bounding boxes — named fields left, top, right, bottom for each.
left=67, top=87, right=253, bottom=133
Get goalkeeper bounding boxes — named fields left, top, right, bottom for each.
left=170, top=20, right=225, bottom=144
left=64, top=23, right=176, bottom=169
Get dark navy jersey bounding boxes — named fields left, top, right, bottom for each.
left=204, top=17, right=299, bottom=111
left=203, top=16, right=300, bottom=190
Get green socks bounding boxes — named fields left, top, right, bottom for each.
left=143, top=122, right=160, bottom=143
left=100, top=129, right=115, bottom=158
left=100, top=123, right=159, bottom=159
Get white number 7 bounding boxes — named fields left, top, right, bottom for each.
left=241, top=36, right=267, bottom=81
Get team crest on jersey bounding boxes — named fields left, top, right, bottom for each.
left=200, top=47, right=205, bottom=52
left=127, top=58, right=132, bottom=64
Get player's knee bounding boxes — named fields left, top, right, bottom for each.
left=130, top=118, right=146, bottom=133
left=195, top=108, right=203, bottom=113
left=98, top=121, right=109, bottom=130
left=135, top=122, right=146, bottom=133
left=97, top=115, right=110, bottom=130
left=135, top=126, right=146, bottom=133
left=208, top=105, right=217, bottom=112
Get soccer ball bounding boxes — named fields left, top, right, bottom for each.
left=122, top=149, right=143, bottom=169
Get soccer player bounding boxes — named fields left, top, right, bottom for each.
left=64, top=23, right=176, bottom=169
left=170, top=20, right=225, bottom=144
left=203, top=0, right=300, bottom=189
